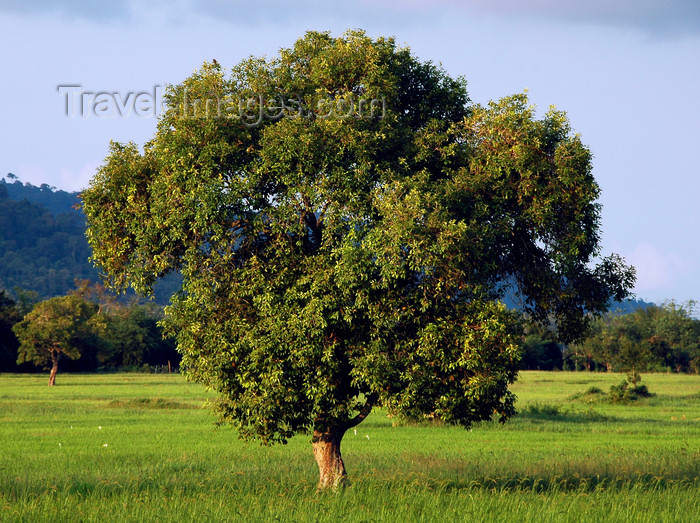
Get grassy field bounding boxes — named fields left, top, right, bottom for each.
left=1, top=371, right=699, bottom=522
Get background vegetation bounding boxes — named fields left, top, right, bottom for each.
left=0, top=174, right=179, bottom=303
left=0, top=286, right=179, bottom=374
left=520, top=301, right=700, bottom=375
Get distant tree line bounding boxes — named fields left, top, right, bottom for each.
left=0, top=283, right=179, bottom=379
left=520, top=301, right=700, bottom=374
left=3, top=280, right=697, bottom=379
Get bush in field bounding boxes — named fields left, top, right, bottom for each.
left=609, top=381, right=654, bottom=403
left=519, top=402, right=562, bottom=419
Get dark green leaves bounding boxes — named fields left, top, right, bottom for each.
left=82, top=30, right=633, bottom=444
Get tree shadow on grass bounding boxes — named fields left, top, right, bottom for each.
left=387, top=471, right=700, bottom=494
left=514, top=402, right=613, bottom=423
left=364, top=455, right=700, bottom=495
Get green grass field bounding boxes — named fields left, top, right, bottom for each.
left=1, top=371, right=699, bottom=522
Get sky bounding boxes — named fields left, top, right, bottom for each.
left=1, top=0, right=699, bottom=305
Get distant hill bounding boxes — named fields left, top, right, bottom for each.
left=1, top=174, right=80, bottom=216
left=0, top=178, right=98, bottom=297
left=0, top=174, right=178, bottom=304
left=607, top=298, right=655, bottom=315
left=501, top=283, right=654, bottom=315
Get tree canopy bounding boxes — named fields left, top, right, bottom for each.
left=13, top=294, right=102, bottom=385
left=81, top=30, right=634, bottom=488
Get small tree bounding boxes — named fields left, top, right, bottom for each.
left=654, top=301, right=700, bottom=372
left=614, top=336, right=648, bottom=387
left=13, top=295, right=101, bottom=385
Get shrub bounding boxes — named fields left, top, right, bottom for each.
left=609, top=381, right=654, bottom=403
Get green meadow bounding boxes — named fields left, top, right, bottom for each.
left=1, top=371, right=699, bottom=522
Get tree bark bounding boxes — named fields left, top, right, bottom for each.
left=312, top=426, right=348, bottom=491
left=48, top=351, right=60, bottom=386
left=312, top=395, right=377, bottom=490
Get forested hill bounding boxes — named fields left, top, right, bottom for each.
left=607, top=298, right=655, bottom=315
left=0, top=177, right=98, bottom=297
left=0, top=175, right=179, bottom=303
left=1, top=175, right=80, bottom=216
left=501, top=292, right=654, bottom=317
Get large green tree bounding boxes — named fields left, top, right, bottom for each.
left=13, top=295, right=102, bottom=385
left=81, top=30, right=634, bottom=489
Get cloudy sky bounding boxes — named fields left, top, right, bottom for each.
left=1, top=1, right=699, bottom=304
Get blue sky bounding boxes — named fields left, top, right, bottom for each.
left=1, top=1, right=699, bottom=304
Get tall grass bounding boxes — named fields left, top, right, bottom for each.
left=1, top=372, right=698, bottom=521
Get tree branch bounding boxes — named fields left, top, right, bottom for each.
left=343, top=393, right=378, bottom=430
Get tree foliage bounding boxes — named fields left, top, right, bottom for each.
left=520, top=321, right=563, bottom=371
left=100, top=302, right=178, bottom=370
left=81, top=30, right=634, bottom=487
left=69, top=280, right=179, bottom=371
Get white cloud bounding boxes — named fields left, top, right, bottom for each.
left=57, top=162, right=99, bottom=193
left=626, top=242, right=693, bottom=294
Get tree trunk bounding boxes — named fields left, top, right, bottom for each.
left=48, top=351, right=60, bottom=386
left=311, top=394, right=377, bottom=491
left=312, top=426, right=348, bottom=491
